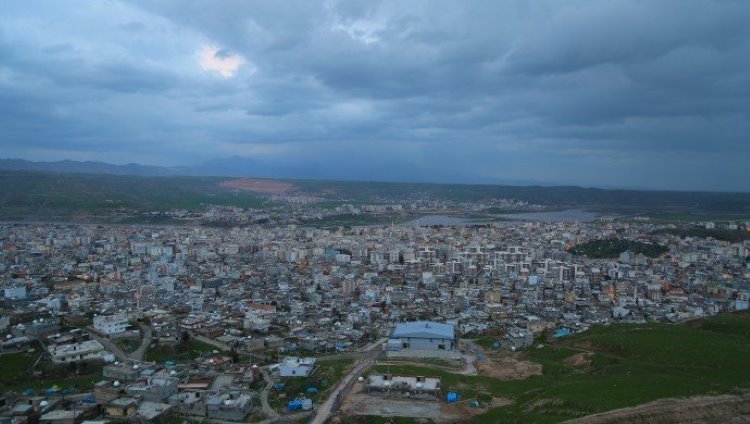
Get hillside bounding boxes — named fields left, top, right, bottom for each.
left=0, top=171, right=268, bottom=221
left=371, top=312, right=750, bottom=423
left=1, top=169, right=750, bottom=221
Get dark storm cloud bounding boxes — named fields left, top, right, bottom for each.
left=0, top=0, right=749, bottom=190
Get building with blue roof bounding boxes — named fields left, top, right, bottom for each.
left=388, top=321, right=457, bottom=355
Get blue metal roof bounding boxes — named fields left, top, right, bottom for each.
left=391, top=321, right=455, bottom=339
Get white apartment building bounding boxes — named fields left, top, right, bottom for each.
left=93, top=313, right=129, bottom=335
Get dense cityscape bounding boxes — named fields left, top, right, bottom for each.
left=1, top=195, right=748, bottom=422
left=3, top=0, right=750, bottom=422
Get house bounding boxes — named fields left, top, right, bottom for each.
left=279, top=356, right=316, bottom=377
left=206, top=391, right=253, bottom=422
left=136, top=401, right=173, bottom=422
left=48, top=340, right=108, bottom=363
left=367, top=374, right=441, bottom=400
left=168, top=391, right=209, bottom=417
left=102, top=362, right=141, bottom=382
left=93, top=313, right=128, bottom=335
left=95, top=380, right=126, bottom=403
left=505, top=327, right=535, bottom=351
left=243, top=313, right=270, bottom=333
left=39, top=409, right=87, bottom=424
left=106, top=397, right=138, bottom=417
left=125, top=377, right=179, bottom=403
left=387, top=321, right=457, bottom=358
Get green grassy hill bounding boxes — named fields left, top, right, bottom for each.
left=2, top=170, right=750, bottom=221
left=0, top=171, right=268, bottom=220
left=373, top=312, right=750, bottom=423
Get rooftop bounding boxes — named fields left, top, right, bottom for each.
left=391, top=321, right=454, bottom=339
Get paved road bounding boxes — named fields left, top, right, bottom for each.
left=356, top=337, right=387, bottom=353
left=86, top=329, right=128, bottom=362
left=132, top=325, right=152, bottom=360
left=309, top=340, right=384, bottom=424
left=310, top=355, right=376, bottom=424
left=86, top=325, right=152, bottom=362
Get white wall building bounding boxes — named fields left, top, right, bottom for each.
left=279, top=357, right=316, bottom=377
left=93, top=313, right=129, bottom=335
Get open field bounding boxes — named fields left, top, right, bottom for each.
left=366, top=312, right=750, bottom=423
left=144, top=339, right=221, bottom=363
left=0, top=349, right=102, bottom=394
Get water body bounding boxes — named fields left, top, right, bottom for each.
left=403, top=215, right=482, bottom=226
left=403, top=209, right=600, bottom=226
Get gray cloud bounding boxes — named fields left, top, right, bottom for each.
left=0, top=0, right=748, bottom=190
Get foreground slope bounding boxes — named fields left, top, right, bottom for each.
left=372, top=312, right=750, bottom=423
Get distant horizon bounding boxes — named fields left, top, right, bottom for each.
left=2, top=156, right=749, bottom=195
left=2, top=1, right=749, bottom=192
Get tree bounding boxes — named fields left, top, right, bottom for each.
left=178, top=331, right=191, bottom=352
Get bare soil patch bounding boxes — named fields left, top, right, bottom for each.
left=564, top=352, right=592, bottom=368
left=219, top=178, right=297, bottom=194
left=476, top=356, right=542, bottom=380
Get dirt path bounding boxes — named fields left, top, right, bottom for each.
left=566, top=392, right=750, bottom=424
left=258, top=367, right=281, bottom=422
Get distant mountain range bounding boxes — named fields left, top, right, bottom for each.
left=0, top=158, right=183, bottom=177
left=0, top=157, right=546, bottom=187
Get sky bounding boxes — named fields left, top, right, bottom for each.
left=1, top=0, right=749, bottom=191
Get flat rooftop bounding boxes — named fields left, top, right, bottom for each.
left=368, top=374, right=440, bottom=391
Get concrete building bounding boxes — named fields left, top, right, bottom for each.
left=278, top=356, right=316, bottom=377
left=48, top=340, right=108, bottom=363
left=367, top=374, right=441, bottom=400
left=388, top=321, right=457, bottom=357
left=93, top=313, right=128, bottom=335
left=102, top=362, right=141, bottom=382
left=125, top=376, right=179, bottom=403
left=168, top=391, right=209, bottom=417
left=206, top=391, right=253, bottom=421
